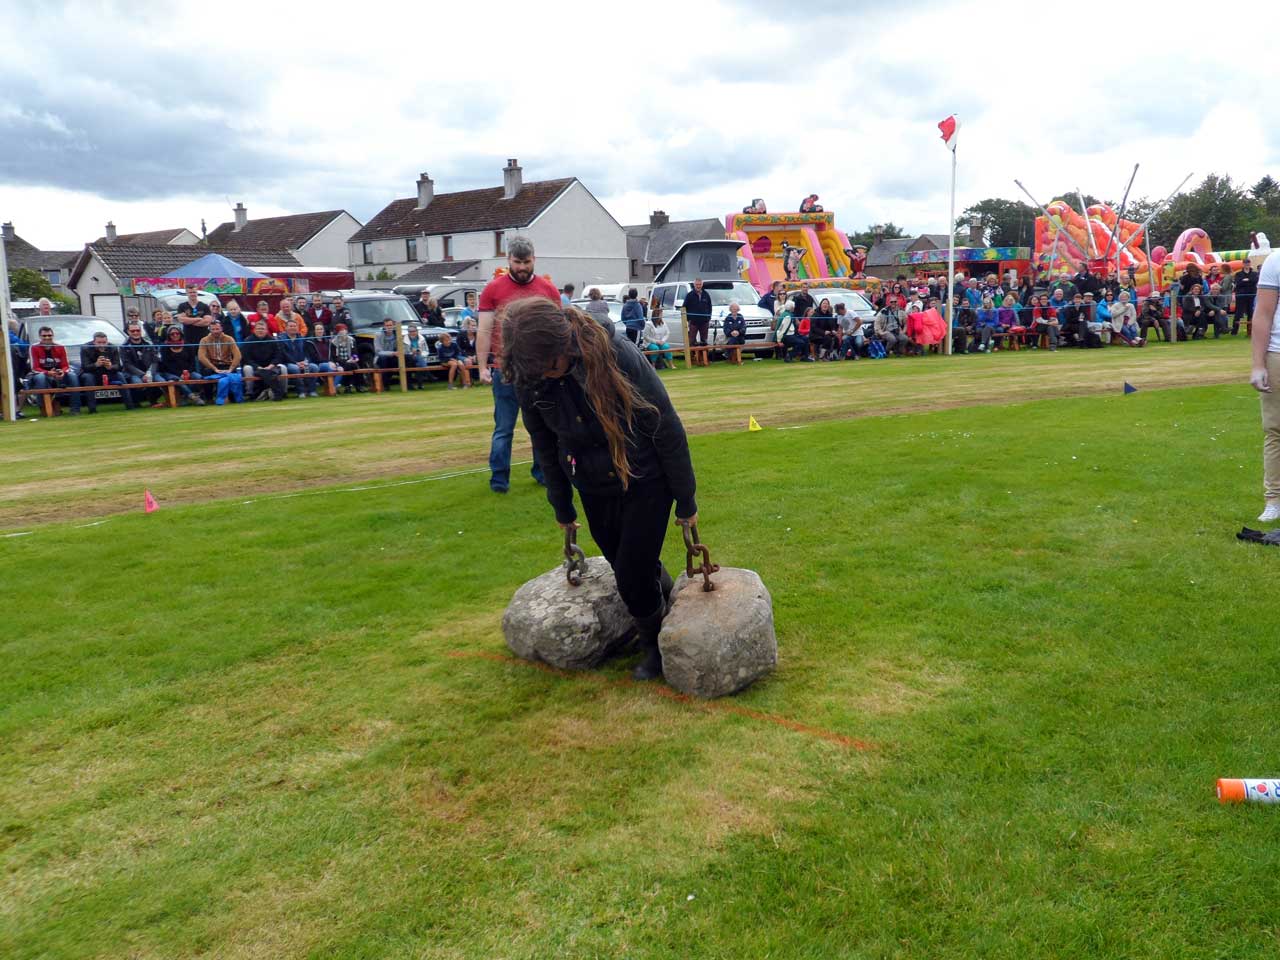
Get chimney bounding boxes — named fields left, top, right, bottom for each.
left=1, top=222, right=14, bottom=243
left=502, top=158, right=523, bottom=200
left=873, top=224, right=885, bottom=244
left=105, top=221, right=117, bottom=243
left=233, top=202, right=248, bottom=231
left=968, top=218, right=984, bottom=246
left=649, top=210, right=670, bottom=228
left=416, top=172, right=434, bottom=209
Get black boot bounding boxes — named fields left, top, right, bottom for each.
left=631, top=605, right=666, bottom=681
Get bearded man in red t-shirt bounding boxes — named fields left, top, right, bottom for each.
left=476, top=235, right=561, bottom=492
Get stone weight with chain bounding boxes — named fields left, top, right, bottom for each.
left=657, top=521, right=777, bottom=699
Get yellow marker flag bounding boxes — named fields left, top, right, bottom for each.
left=748, top=416, right=762, bottom=432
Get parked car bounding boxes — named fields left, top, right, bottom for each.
left=647, top=239, right=774, bottom=348
left=29, top=314, right=126, bottom=351
left=320, top=291, right=455, bottom=368
left=21, top=315, right=129, bottom=404
left=391, top=282, right=485, bottom=310
left=801, top=288, right=878, bottom=322
left=148, top=289, right=224, bottom=313
left=648, top=279, right=774, bottom=347
left=569, top=299, right=627, bottom=337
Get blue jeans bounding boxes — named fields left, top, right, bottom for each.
left=31, top=371, right=81, bottom=410
left=490, top=376, right=545, bottom=490
left=316, top=361, right=338, bottom=391
left=79, top=370, right=126, bottom=411
left=154, top=371, right=195, bottom=399
left=283, top=362, right=316, bottom=395
left=124, top=373, right=154, bottom=406
left=206, top=371, right=244, bottom=404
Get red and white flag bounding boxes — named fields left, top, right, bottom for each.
left=938, top=115, right=959, bottom=152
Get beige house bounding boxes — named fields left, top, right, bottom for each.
left=349, top=159, right=627, bottom=291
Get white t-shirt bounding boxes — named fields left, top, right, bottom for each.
left=1259, top=250, right=1280, bottom=353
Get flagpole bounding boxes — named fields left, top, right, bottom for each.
left=946, top=140, right=956, bottom=356
left=0, top=233, right=15, bottom=423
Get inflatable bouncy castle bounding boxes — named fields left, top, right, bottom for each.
left=1035, top=201, right=1272, bottom=295
left=1033, top=200, right=1160, bottom=296
left=727, top=201, right=879, bottom=296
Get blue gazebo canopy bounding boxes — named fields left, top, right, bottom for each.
left=161, top=252, right=269, bottom=279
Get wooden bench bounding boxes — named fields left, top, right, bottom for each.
left=19, top=362, right=488, bottom=414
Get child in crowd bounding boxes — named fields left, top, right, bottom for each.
left=436, top=331, right=471, bottom=389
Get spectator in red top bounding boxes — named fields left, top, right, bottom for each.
left=476, top=235, right=560, bottom=492
left=252, top=299, right=282, bottom=335
left=305, top=293, right=331, bottom=333
left=29, top=325, right=84, bottom=412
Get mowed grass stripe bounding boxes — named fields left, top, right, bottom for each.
left=4, top=381, right=1280, bottom=958
left=0, top=336, right=1251, bottom=528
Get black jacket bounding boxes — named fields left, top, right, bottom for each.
left=119, top=338, right=159, bottom=377
left=241, top=334, right=281, bottom=367
left=682, top=288, right=713, bottom=322
left=791, top=290, right=815, bottom=319
left=518, top=331, right=697, bottom=525
left=1236, top=269, right=1258, bottom=297
left=79, top=343, right=122, bottom=373
left=157, top=345, right=196, bottom=378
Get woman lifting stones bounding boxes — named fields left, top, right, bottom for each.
left=502, top=298, right=698, bottom=681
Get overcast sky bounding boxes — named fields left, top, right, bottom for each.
left=2, top=0, right=1276, bottom=252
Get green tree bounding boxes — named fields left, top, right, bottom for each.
left=1148, top=174, right=1255, bottom=250
left=957, top=198, right=1038, bottom=247
left=8, top=267, right=54, bottom=301
left=846, top=222, right=907, bottom=248
left=1251, top=176, right=1280, bottom=215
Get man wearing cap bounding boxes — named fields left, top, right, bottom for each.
left=120, top=317, right=161, bottom=407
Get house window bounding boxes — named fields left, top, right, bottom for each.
left=361, top=242, right=373, bottom=265
left=46, top=269, right=61, bottom=286
left=443, top=235, right=453, bottom=261
left=406, top=238, right=418, bottom=262
left=494, top=231, right=505, bottom=256
left=630, top=259, right=638, bottom=279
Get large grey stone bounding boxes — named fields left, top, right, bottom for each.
left=503, top=556, right=633, bottom=670
left=659, top=567, right=777, bottom=698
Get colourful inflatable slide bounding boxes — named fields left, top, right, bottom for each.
left=726, top=211, right=855, bottom=294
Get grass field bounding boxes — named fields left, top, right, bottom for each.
left=5, top=339, right=1280, bottom=958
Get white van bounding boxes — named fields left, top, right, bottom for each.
left=647, top=239, right=772, bottom=348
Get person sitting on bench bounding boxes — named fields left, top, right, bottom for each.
left=241, top=318, right=286, bottom=401
left=642, top=307, right=674, bottom=369
left=437, top=331, right=471, bottom=389
left=79, top=331, right=130, bottom=412
left=722, top=301, right=747, bottom=351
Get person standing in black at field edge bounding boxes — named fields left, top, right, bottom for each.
left=503, top=299, right=699, bottom=682
left=682, top=278, right=713, bottom=361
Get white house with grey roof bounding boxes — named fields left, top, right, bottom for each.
left=348, top=159, right=627, bottom=290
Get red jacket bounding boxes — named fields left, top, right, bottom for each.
left=305, top=306, right=332, bottom=330
left=30, top=343, right=69, bottom=372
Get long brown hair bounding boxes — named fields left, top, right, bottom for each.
left=502, top=300, right=655, bottom=487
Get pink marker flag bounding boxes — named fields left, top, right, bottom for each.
left=938, top=115, right=959, bottom=151
left=144, top=489, right=158, bottom=513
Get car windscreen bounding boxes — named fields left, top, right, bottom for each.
left=703, top=283, right=760, bottom=307
left=43, top=318, right=126, bottom=344
left=345, top=298, right=420, bottom=330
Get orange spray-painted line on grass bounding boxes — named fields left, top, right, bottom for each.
left=446, top=650, right=872, bottom=752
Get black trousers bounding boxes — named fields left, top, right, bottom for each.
left=688, top=319, right=710, bottom=346
left=578, top=480, right=674, bottom=619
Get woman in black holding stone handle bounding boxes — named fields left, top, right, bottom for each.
left=503, top=299, right=698, bottom=681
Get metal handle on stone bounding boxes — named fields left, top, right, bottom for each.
left=680, top=521, right=719, bottom=592
left=563, top=526, right=586, bottom=587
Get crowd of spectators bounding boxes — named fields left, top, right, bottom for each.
left=7, top=282, right=484, bottom=414
left=6, top=262, right=1261, bottom=416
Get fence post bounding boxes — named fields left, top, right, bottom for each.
left=396, top=322, right=408, bottom=392
left=0, top=236, right=14, bottom=422
left=680, top=307, right=690, bottom=368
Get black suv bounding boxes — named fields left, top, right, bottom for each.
left=323, top=291, right=456, bottom=368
